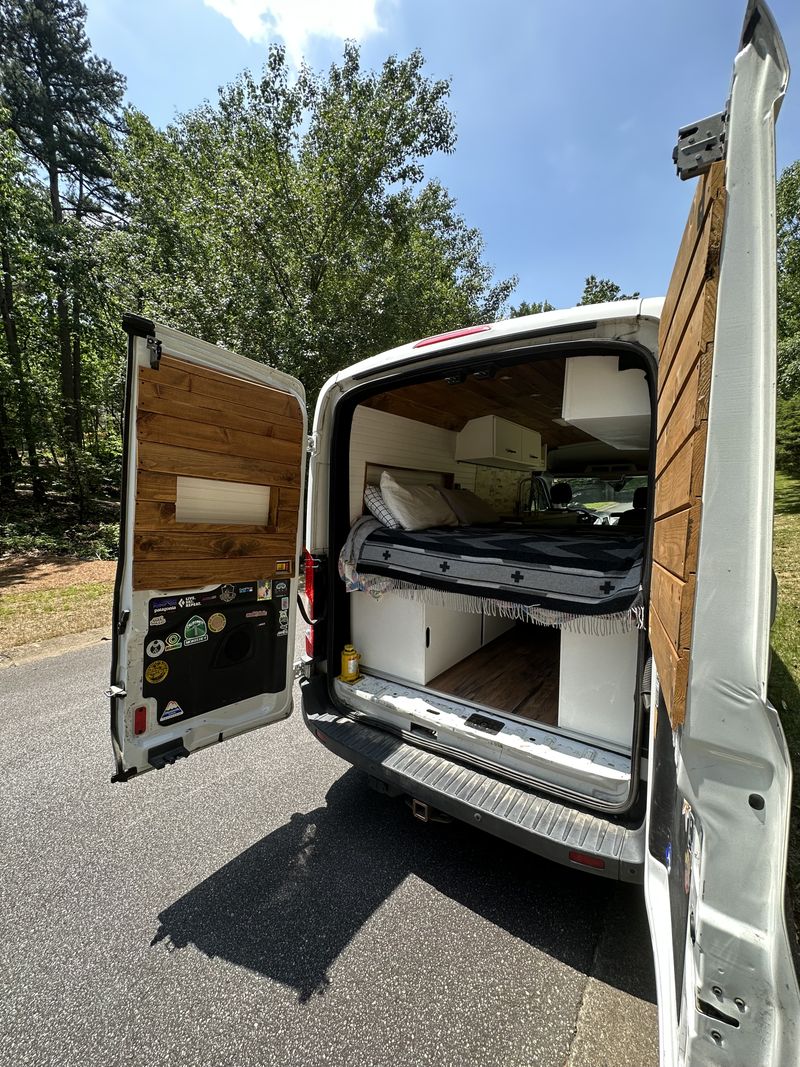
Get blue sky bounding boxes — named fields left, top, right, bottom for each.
left=86, top=0, right=800, bottom=311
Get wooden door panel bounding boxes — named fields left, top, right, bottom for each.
left=650, top=161, right=726, bottom=728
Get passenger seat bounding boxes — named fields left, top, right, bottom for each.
left=617, top=486, right=648, bottom=527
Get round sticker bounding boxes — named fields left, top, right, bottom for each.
left=146, top=639, right=165, bottom=658
left=220, top=585, right=235, bottom=603
left=145, top=659, right=169, bottom=685
left=208, top=612, right=226, bottom=633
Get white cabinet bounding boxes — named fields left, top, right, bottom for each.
left=561, top=356, right=650, bottom=450
left=481, top=612, right=516, bottom=645
left=351, top=592, right=483, bottom=684
left=557, top=629, right=638, bottom=748
left=455, top=415, right=545, bottom=471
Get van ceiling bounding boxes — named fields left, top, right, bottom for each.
left=361, top=356, right=592, bottom=447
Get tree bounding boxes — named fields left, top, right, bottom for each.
left=578, top=275, right=639, bottom=305
left=777, top=394, right=800, bottom=477
left=0, top=125, right=46, bottom=500
left=108, top=45, right=513, bottom=400
left=0, top=0, right=125, bottom=447
left=508, top=299, right=554, bottom=318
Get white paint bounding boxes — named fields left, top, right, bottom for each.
left=175, top=476, right=271, bottom=525
left=562, top=355, right=650, bottom=449
left=350, top=591, right=482, bottom=684
left=348, top=406, right=479, bottom=523
left=558, top=629, right=638, bottom=748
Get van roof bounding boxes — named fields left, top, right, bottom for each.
left=331, top=296, right=665, bottom=389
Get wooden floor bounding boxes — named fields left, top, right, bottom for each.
left=428, top=626, right=560, bottom=726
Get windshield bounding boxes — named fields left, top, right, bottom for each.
left=550, top=475, right=648, bottom=514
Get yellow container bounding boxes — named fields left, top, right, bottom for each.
left=339, top=643, right=361, bottom=683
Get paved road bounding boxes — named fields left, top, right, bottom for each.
left=0, top=637, right=658, bottom=1067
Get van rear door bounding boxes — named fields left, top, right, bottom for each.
left=645, top=3, right=799, bottom=1064
left=109, top=317, right=306, bottom=779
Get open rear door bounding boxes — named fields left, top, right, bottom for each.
left=645, top=3, right=799, bottom=1064
left=109, top=317, right=306, bottom=779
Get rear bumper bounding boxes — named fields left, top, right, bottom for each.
left=300, top=675, right=644, bottom=883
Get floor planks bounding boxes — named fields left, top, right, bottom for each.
left=428, top=626, right=560, bottom=726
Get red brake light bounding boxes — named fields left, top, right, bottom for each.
left=133, top=706, right=147, bottom=736
left=568, top=851, right=606, bottom=870
left=412, top=325, right=491, bottom=349
left=303, top=548, right=315, bottom=658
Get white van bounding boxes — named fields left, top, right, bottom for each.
left=108, top=3, right=799, bottom=1063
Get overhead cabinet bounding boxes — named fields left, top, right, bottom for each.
left=455, top=415, right=546, bottom=471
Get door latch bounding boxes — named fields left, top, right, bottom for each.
left=146, top=334, right=162, bottom=369
left=673, top=110, right=727, bottom=180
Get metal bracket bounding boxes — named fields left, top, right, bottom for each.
left=117, top=608, right=130, bottom=635
left=146, top=334, right=162, bottom=369
left=673, top=110, right=727, bottom=180
left=105, top=684, right=127, bottom=699
left=306, top=432, right=318, bottom=456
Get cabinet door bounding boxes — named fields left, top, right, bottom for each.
left=494, top=418, right=522, bottom=463
left=521, top=427, right=543, bottom=466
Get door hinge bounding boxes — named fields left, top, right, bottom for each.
left=307, top=432, right=318, bottom=456
left=146, top=334, right=162, bottom=369
left=105, top=684, right=127, bottom=699
left=117, top=608, right=130, bottom=635
left=673, top=110, right=727, bottom=180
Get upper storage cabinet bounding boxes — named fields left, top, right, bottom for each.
left=561, top=356, right=650, bottom=450
left=455, top=415, right=546, bottom=471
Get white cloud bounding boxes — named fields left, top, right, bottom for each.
left=204, top=0, right=384, bottom=63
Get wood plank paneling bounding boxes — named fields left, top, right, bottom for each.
left=650, top=161, right=726, bottom=728
left=138, top=380, right=303, bottom=442
left=136, top=558, right=291, bottom=589
left=132, top=354, right=302, bottom=591
left=137, top=441, right=300, bottom=488
left=137, top=409, right=300, bottom=465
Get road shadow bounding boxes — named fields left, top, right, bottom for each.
left=152, top=769, right=655, bottom=1004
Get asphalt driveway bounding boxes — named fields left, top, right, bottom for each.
left=0, top=637, right=658, bottom=1067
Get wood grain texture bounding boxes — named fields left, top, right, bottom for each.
left=363, top=356, right=590, bottom=448
left=650, top=161, right=726, bottom=729
left=132, top=354, right=302, bottom=591
left=428, top=626, right=560, bottom=726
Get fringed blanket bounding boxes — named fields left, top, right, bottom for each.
left=339, top=517, right=645, bottom=635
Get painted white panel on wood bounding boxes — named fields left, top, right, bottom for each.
left=175, top=476, right=271, bottom=525
left=557, top=628, right=638, bottom=748
left=349, top=407, right=476, bottom=522
left=350, top=590, right=482, bottom=684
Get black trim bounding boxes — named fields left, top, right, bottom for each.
left=109, top=319, right=149, bottom=780
left=324, top=336, right=658, bottom=817
left=351, top=320, right=599, bottom=380
left=122, top=313, right=156, bottom=338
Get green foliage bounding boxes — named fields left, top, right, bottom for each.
left=108, top=44, right=513, bottom=401
left=508, top=299, right=555, bottom=318
left=578, top=275, right=639, bottom=305
left=778, top=161, right=800, bottom=342
left=777, top=394, right=800, bottom=478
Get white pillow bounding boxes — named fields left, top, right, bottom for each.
left=379, top=471, right=458, bottom=531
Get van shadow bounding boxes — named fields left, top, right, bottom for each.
left=152, top=770, right=655, bottom=1004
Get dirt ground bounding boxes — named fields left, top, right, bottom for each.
left=0, top=555, right=117, bottom=591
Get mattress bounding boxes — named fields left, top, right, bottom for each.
left=343, top=520, right=645, bottom=629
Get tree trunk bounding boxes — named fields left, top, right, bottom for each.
left=0, top=391, right=19, bottom=499
left=48, top=164, right=80, bottom=448
left=0, top=240, right=45, bottom=504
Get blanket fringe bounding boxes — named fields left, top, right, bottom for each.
left=353, top=576, right=643, bottom=635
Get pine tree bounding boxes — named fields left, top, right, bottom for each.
left=0, top=0, right=124, bottom=451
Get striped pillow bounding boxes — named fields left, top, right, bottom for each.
left=364, top=485, right=401, bottom=528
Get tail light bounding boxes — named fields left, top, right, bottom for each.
left=568, top=850, right=606, bottom=870
left=303, top=547, right=315, bottom=657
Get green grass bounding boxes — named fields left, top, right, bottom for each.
left=771, top=472, right=800, bottom=934
left=0, top=581, right=113, bottom=652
